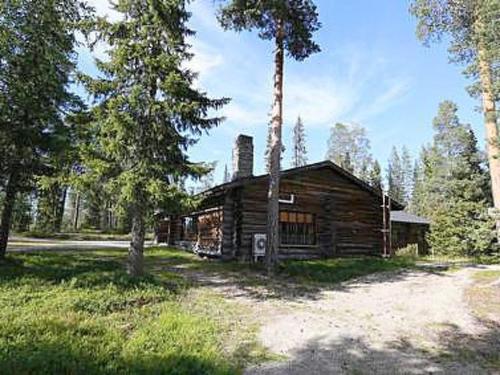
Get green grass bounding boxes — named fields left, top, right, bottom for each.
left=419, top=254, right=500, bottom=265
left=0, top=249, right=263, bottom=375
left=279, top=256, right=416, bottom=284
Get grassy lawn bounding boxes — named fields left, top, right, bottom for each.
left=0, top=249, right=266, bottom=375
left=279, top=256, right=416, bottom=284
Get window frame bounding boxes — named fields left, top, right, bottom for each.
left=279, top=210, right=318, bottom=247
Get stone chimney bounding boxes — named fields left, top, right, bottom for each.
left=232, top=134, right=253, bottom=180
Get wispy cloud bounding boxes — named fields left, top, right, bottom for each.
left=353, top=79, right=412, bottom=123
left=186, top=40, right=225, bottom=82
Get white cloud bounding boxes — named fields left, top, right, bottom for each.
left=284, top=76, right=358, bottom=127
left=186, top=40, right=224, bottom=81
left=222, top=102, right=267, bottom=129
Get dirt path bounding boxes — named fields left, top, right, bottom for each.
left=204, top=265, right=500, bottom=375
left=6, top=236, right=159, bottom=252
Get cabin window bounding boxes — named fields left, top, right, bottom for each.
left=181, top=216, right=197, bottom=240
left=279, top=211, right=316, bottom=246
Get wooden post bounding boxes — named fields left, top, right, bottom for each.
left=388, top=195, right=393, bottom=257
left=381, top=194, right=392, bottom=257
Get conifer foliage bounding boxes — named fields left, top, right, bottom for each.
left=0, top=0, right=90, bottom=257
left=82, top=0, right=228, bottom=276
left=411, top=0, right=500, bottom=240
left=291, top=116, right=308, bottom=167
left=387, top=146, right=413, bottom=205
left=412, top=101, right=494, bottom=256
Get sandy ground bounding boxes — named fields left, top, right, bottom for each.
left=235, top=266, right=500, bottom=375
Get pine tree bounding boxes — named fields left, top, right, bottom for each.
left=0, top=0, right=90, bottom=257
left=218, top=0, right=321, bottom=272
left=264, top=119, right=285, bottom=173
left=292, top=116, right=307, bottom=168
left=82, top=0, right=228, bottom=276
left=326, top=123, right=372, bottom=179
left=368, top=160, right=383, bottom=191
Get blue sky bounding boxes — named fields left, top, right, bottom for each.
left=79, top=0, right=484, bottom=185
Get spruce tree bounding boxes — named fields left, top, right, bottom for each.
left=0, top=0, right=90, bottom=257
left=291, top=116, right=307, bottom=167
left=409, top=157, right=425, bottom=214
left=83, top=0, right=228, bottom=276
left=411, top=0, right=500, bottom=240
left=218, top=0, right=321, bottom=271
left=422, top=101, right=494, bottom=255
left=387, top=147, right=406, bottom=203
left=368, top=160, right=383, bottom=191
left=401, top=146, right=413, bottom=204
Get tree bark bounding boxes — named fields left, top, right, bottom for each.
left=128, top=201, right=145, bottom=277
left=55, top=186, right=67, bottom=232
left=265, top=19, right=284, bottom=273
left=477, top=47, right=500, bottom=240
left=0, top=170, right=19, bottom=258
left=72, top=191, right=80, bottom=231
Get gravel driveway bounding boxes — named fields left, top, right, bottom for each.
left=6, top=236, right=135, bottom=252
left=238, top=266, right=500, bottom=375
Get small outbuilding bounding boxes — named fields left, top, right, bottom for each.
left=162, top=134, right=430, bottom=261
left=391, top=210, right=430, bottom=255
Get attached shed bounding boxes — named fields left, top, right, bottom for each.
left=162, top=134, right=424, bottom=261
left=391, top=210, right=430, bottom=255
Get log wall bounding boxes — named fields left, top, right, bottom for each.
left=238, top=167, right=384, bottom=260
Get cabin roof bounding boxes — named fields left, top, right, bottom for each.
left=390, top=210, right=430, bottom=225
left=200, top=160, right=405, bottom=210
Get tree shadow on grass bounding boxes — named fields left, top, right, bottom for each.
left=246, top=318, right=500, bottom=375
left=0, top=251, right=174, bottom=292
left=0, top=326, right=235, bottom=375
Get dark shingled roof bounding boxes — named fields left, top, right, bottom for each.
left=391, top=210, right=430, bottom=225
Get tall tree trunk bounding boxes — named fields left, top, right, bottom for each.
left=478, top=47, right=500, bottom=240
left=265, top=19, right=284, bottom=273
left=128, top=201, right=145, bottom=277
left=55, top=186, right=67, bottom=232
left=0, top=170, right=19, bottom=258
left=72, top=191, right=80, bottom=231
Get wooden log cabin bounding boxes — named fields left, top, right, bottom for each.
left=162, top=134, right=429, bottom=260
